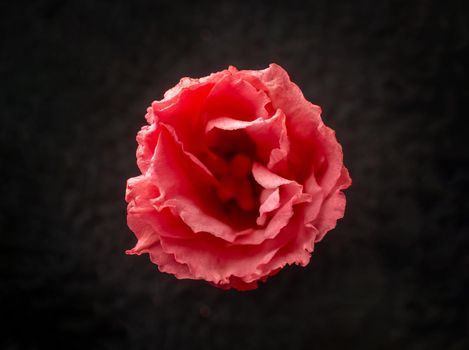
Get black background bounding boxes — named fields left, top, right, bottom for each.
left=1, top=1, right=468, bottom=349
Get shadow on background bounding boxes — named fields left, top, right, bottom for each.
left=1, top=0, right=468, bottom=349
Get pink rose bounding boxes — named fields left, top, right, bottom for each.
left=125, top=64, right=351, bottom=290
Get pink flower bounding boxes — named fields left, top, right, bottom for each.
left=125, top=64, right=351, bottom=290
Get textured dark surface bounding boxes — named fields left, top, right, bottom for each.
left=1, top=0, right=469, bottom=349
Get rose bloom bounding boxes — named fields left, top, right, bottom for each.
left=125, top=64, right=351, bottom=290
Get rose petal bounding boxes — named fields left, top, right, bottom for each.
left=125, top=175, right=159, bottom=206
left=257, top=188, right=280, bottom=226
left=125, top=179, right=196, bottom=280
left=148, top=125, right=217, bottom=199
left=152, top=82, right=215, bottom=154
left=302, top=167, right=325, bottom=224
left=213, top=276, right=260, bottom=291
left=243, top=64, right=347, bottom=195
left=257, top=213, right=319, bottom=278
left=156, top=196, right=244, bottom=242
left=235, top=181, right=311, bottom=245
left=136, top=123, right=159, bottom=174
left=202, top=74, right=270, bottom=122
left=126, top=176, right=195, bottom=242
left=158, top=225, right=282, bottom=285
left=151, top=68, right=230, bottom=116
left=245, top=109, right=290, bottom=175
left=126, top=232, right=193, bottom=280
left=312, top=166, right=352, bottom=241
left=148, top=243, right=193, bottom=280
left=205, top=116, right=265, bottom=133
left=252, top=162, right=292, bottom=188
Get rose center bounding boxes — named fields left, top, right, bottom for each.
left=202, top=128, right=259, bottom=213
left=215, top=154, right=258, bottom=212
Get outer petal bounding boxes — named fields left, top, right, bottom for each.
left=159, top=231, right=277, bottom=286
left=257, top=216, right=319, bottom=277
left=202, top=74, right=270, bottom=122
left=126, top=176, right=195, bottom=278
left=242, top=64, right=348, bottom=195
left=150, top=68, right=230, bottom=121
left=157, top=205, right=318, bottom=289
left=152, top=82, right=215, bottom=154
left=148, top=242, right=193, bottom=280
left=126, top=176, right=195, bottom=243
left=312, top=166, right=352, bottom=241
left=136, top=123, right=159, bottom=174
